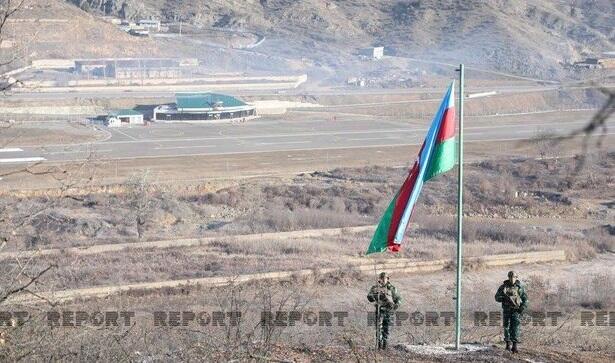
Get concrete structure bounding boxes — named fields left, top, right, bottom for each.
left=106, top=109, right=144, bottom=127
left=153, top=93, right=256, bottom=122
left=7, top=250, right=566, bottom=304
left=32, top=59, right=75, bottom=70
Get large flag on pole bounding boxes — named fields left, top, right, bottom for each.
left=367, top=82, right=456, bottom=254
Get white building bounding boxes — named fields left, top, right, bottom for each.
left=106, top=109, right=144, bottom=127
left=372, top=47, right=384, bottom=60
left=358, top=46, right=385, bottom=60
left=138, top=19, right=161, bottom=32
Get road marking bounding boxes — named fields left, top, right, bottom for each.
left=348, top=136, right=403, bottom=141
left=0, top=157, right=46, bottom=163
left=45, top=148, right=113, bottom=155
left=154, top=145, right=216, bottom=150
left=0, top=148, right=23, bottom=152
left=110, top=128, right=138, bottom=141
left=471, top=108, right=596, bottom=118
left=257, top=141, right=311, bottom=145
left=25, top=118, right=592, bottom=150
left=51, top=131, right=615, bottom=164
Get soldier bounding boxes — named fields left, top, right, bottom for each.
left=367, top=272, right=402, bottom=350
left=495, top=270, right=528, bottom=353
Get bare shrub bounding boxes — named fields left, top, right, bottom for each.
left=125, top=170, right=156, bottom=240
left=584, top=225, right=615, bottom=253
left=241, top=206, right=367, bottom=233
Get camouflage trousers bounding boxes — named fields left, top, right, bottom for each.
left=376, top=309, right=393, bottom=346
left=502, top=309, right=521, bottom=343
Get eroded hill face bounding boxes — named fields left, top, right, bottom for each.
left=3, top=0, right=160, bottom=62
left=64, top=0, right=615, bottom=78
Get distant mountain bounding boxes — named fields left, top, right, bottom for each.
left=56, top=1, right=615, bottom=78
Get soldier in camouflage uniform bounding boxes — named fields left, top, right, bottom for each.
left=367, top=272, right=402, bottom=350
left=495, top=271, right=528, bottom=353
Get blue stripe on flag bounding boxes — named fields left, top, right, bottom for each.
left=393, top=81, right=455, bottom=243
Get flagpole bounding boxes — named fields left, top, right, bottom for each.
left=455, top=64, right=465, bottom=349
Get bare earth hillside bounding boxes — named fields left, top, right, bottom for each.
left=65, top=0, right=615, bottom=78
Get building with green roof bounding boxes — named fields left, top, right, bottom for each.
left=153, top=92, right=256, bottom=122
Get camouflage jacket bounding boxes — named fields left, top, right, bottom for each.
left=495, top=280, right=528, bottom=312
left=367, top=282, right=402, bottom=311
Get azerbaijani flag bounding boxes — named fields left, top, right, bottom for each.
left=367, top=82, right=456, bottom=254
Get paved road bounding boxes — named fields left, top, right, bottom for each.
left=0, top=110, right=605, bottom=165
left=10, top=83, right=600, bottom=101
left=9, top=83, right=614, bottom=101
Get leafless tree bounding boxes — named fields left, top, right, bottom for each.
left=125, top=169, right=155, bottom=240
left=0, top=0, right=27, bottom=92
left=0, top=0, right=53, bottom=306
left=553, top=86, right=614, bottom=173
left=0, top=9, right=104, bottom=362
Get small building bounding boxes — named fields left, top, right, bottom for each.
left=372, top=46, right=384, bottom=60
left=153, top=93, right=257, bottom=122
left=573, top=57, right=615, bottom=70
left=138, top=19, right=161, bottom=32
left=359, top=47, right=385, bottom=60
left=347, top=77, right=366, bottom=87
left=106, top=109, right=144, bottom=127
left=74, top=58, right=185, bottom=79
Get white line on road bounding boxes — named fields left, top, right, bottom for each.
left=46, top=149, right=113, bottom=155
left=257, top=141, right=311, bottom=145
left=110, top=128, right=138, bottom=141
left=0, top=157, right=46, bottom=163
left=50, top=131, right=615, bottom=164
left=348, top=136, right=403, bottom=141
left=0, top=148, right=23, bottom=153
left=23, top=119, right=591, bottom=151
left=154, top=145, right=216, bottom=150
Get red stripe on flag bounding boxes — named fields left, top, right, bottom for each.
left=386, top=160, right=420, bottom=249
left=436, top=107, right=455, bottom=142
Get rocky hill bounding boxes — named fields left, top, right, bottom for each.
left=63, top=0, right=614, bottom=79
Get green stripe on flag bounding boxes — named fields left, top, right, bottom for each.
left=424, top=137, right=456, bottom=181
left=366, top=193, right=398, bottom=254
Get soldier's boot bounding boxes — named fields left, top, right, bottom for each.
left=505, top=341, right=511, bottom=351
left=381, top=340, right=387, bottom=350
left=511, top=342, right=518, bottom=353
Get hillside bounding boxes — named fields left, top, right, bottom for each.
left=64, top=0, right=615, bottom=79
left=3, top=0, right=162, bottom=63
